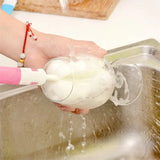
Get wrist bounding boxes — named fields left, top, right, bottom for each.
left=23, top=31, right=47, bottom=68
left=18, top=24, right=39, bottom=67
left=0, top=9, right=43, bottom=66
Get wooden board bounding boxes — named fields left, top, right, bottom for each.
left=0, top=0, right=119, bottom=20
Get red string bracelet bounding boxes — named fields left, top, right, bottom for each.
left=17, top=21, right=37, bottom=67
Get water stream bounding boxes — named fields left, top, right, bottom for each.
left=80, top=115, right=87, bottom=153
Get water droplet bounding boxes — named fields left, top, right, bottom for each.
left=81, top=141, right=86, bottom=147
left=66, top=143, right=75, bottom=151
left=59, top=132, right=66, bottom=139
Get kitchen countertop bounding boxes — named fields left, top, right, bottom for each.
left=0, top=0, right=160, bottom=66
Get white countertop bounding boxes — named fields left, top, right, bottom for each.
left=0, top=0, right=160, bottom=66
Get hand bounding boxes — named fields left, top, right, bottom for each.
left=24, top=32, right=106, bottom=114
left=0, top=9, right=106, bottom=114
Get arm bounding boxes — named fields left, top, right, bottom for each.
left=0, top=9, right=28, bottom=61
left=0, top=9, right=73, bottom=67
left=0, top=9, right=106, bottom=68
left=0, top=9, right=106, bottom=114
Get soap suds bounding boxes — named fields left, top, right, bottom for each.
left=42, top=55, right=115, bottom=109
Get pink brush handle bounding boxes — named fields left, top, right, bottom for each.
left=0, top=67, right=46, bottom=85
left=0, top=67, right=21, bottom=85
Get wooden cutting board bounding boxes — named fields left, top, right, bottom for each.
left=0, top=0, right=119, bottom=20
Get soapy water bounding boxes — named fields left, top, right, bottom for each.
left=42, top=55, right=116, bottom=109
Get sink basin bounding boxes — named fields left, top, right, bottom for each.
left=0, top=39, right=160, bottom=160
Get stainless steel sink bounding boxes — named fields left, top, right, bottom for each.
left=0, top=39, right=160, bottom=160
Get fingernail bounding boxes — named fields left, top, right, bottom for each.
left=73, top=109, right=89, bottom=115
left=73, top=109, right=83, bottom=114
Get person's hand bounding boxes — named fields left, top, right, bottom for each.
left=24, top=32, right=106, bottom=114
left=0, top=9, right=106, bottom=114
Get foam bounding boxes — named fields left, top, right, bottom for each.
left=42, top=55, right=116, bottom=109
